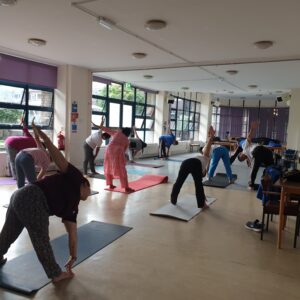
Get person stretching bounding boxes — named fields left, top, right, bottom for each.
left=170, top=126, right=215, bottom=208
left=0, top=121, right=91, bottom=283
left=158, top=126, right=178, bottom=159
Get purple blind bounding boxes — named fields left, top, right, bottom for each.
left=0, top=53, right=57, bottom=89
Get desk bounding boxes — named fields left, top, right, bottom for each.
left=276, top=179, right=300, bottom=248
left=213, top=140, right=238, bottom=153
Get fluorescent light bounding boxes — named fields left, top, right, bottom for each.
left=98, top=17, right=115, bottom=30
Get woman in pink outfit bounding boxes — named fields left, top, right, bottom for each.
left=93, top=122, right=134, bottom=192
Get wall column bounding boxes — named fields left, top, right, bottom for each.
left=199, top=93, right=213, bottom=142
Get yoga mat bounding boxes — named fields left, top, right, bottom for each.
left=150, top=195, right=216, bottom=221
left=95, top=166, right=147, bottom=175
left=0, top=178, right=16, bottom=186
left=128, top=162, right=163, bottom=168
left=90, top=190, right=99, bottom=195
left=0, top=221, right=132, bottom=295
left=166, top=158, right=184, bottom=163
left=216, top=173, right=238, bottom=180
left=89, top=173, right=106, bottom=180
left=203, top=174, right=233, bottom=188
left=105, top=174, right=168, bottom=194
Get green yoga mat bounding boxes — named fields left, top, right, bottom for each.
left=0, top=221, right=132, bottom=295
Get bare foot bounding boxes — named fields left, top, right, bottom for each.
left=52, top=271, right=74, bottom=283
left=109, top=184, right=116, bottom=189
left=125, top=187, right=135, bottom=193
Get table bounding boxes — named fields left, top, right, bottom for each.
left=275, top=179, right=300, bottom=248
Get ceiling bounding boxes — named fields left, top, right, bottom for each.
left=1, top=0, right=300, bottom=103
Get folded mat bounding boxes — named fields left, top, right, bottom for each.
left=150, top=195, right=216, bottom=221
left=0, top=221, right=132, bottom=295
left=105, top=174, right=168, bottom=194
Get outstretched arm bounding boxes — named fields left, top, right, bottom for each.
left=63, top=221, right=77, bottom=275
left=202, top=126, right=215, bottom=158
left=32, top=121, right=69, bottom=173
left=133, top=126, right=140, bottom=139
left=246, top=121, right=258, bottom=143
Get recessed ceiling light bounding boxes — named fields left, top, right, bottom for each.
left=256, top=94, right=263, bottom=97
left=276, top=90, right=283, bottom=93
left=181, top=87, right=189, bottom=90
left=0, top=0, right=17, bottom=6
left=28, top=38, right=47, bottom=47
left=145, top=19, right=167, bottom=31
left=132, top=52, right=147, bottom=59
left=143, top=75, right=153, bottom=79
left=254, top=40, right=274, bottom=49
left=226, top=70, right=238, bottom=75
left=228, top=91, right=234, bottom=94
left=248, top=84, right=258, bottom=89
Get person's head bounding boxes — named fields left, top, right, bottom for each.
left=122, top=127, right=132, bottom=137
left=102, top=132, right=110, bottom=140
left=238, top=153, right=248, bottom=162
left=173, top=140, right=179, bottom=145
left=80, top=178, right=91, bottom=200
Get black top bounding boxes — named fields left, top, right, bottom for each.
left=34, top=163, right=86, bottom=223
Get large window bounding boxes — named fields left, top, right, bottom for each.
left=169, top=95, right=200, bottom=141
left=92, top=80, right=156, bottom=143
left=0, top=81, right=54, bottom=150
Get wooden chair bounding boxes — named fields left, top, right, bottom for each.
left=260, top=174, right=300, bottom=248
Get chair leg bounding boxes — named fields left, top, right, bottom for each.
left=261, top=212, right=265, bottom=240
left=266, top=214, right=270, bottom=232
left=294, top=216, right=299, bottom=248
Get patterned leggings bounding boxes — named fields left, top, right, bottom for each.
left=0, top=185, right=62, bottom=278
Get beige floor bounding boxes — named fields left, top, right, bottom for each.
left=0, top=156, right=300, bottom=300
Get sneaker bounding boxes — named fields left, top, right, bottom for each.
left=0, top=257, right=7, bottom=266
left=245, top=219, right=263, bottom=232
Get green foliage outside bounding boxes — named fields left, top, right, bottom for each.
left=0, top=108, right=22, bottom=124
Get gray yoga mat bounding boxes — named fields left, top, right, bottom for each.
left=88, top=173, right=106, bottom=179
left=150, top=195, right=216, bottom=221
left=203, top=174, right=233, bottom=188
left=0, top=221, right=132, bottom=295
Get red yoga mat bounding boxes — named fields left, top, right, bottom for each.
left=104, top=174, right=168, bottom=194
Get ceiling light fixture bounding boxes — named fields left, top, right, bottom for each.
left=181, top=87, right=189, bottom=90
left=0, top=0, right=17, bottom=6
left=145, top=19, right=167, bottom=31
left=132, top=52, right=147, bottom=59
left=143, top=75, right=153, bottom=79
left=28, top=38, right=47, bottom=47
left=254, top=40, right=274, bottom=49
left=226, top=70, right=238, bottom=75
left=98, top=16, right=115, bottom=30
left=248, top=84, right=258, bottom=89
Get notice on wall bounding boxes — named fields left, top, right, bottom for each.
left=71, top=100, right=79, bottom=133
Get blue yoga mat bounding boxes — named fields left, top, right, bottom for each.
left=0, top=221, right=132, bottom=295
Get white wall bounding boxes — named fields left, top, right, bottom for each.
left=287, top=89, right=300, bottom=150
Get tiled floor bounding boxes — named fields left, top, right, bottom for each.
left=0, top=154, right=300, bottom=300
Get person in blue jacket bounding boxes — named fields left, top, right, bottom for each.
left=158, top=127, right=178, bottom=159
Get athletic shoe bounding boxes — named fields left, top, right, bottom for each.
left=0, top=257, right=7, bottom=266
left=245, top=219, right=263, bottom=232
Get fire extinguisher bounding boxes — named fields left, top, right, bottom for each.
left=57, top=130, right=65, bottom=150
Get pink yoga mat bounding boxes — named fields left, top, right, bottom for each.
left=105, top=174, right=168, bottom=194
left=0, top=178, right=16, bottom=186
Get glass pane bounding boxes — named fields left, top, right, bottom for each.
left=122, top=105, right=132, bottom=127
left=190, top=101, right=195, bottom=111
left=145, top=130, right=154, bottom=143
left=196, top=103, right=201, bottom=112
left=146, top=106, right=154, bottom=117
left=176, top=120, right=183, bottom=131
left=183, top=120, right=189, bottom=130
left=0, top=85, right=24, bottom=104
left=92, top=81, right=107, bottom=97
left=109, top=103, right=120, bottom=127
left=147, top=93, right=156, bottom=105
left=135, top=118, right=144, bottom=129
left=91, top=114, right=105, bottom=127
left=189, top=122, right=194, bottom=130
left=136, top=89, right=145, bottom=104
left=171, top=98, right=177, bottom=109
left=0, top=108, right=23, bottom=125
left=29, top=89, right=53, bottom=107
left=145, top=119, right=153, bottom=129
left=182, top=131, right=189, bottom=140
left=170, top=109, right=176, bottom=119
left=177, top=110, right=184, bottom=120
left=189, top=112, right=195, bottom=122
left=109, top=83, right=122, bottom=100
left=189, top=131, right=194, bottom=139
left=184, top=100, right=190, bottom=111
left=136, top=130, right=144, bottom=140
left=28, top=110, right=52, bottom=127
left=170, top=121, right=175, bottom=130
left=195, top=113, right=200, bottom=122
left=135, top=105, right=144, bottom=116
left=92, top=98, right=106, bottom=112
left=177, top=98, right=184, bottom=110
left=123, top=84, right=134, bottom=101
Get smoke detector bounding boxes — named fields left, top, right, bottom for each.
left=0, top=0, right=17, bottom=6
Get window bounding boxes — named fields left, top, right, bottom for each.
left=169, top=95, right=200, bottom=141
left=0, top=82, right=54, bottom=150
left=92, top=80, right=156, bottom=143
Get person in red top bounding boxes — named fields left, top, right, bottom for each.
left=15, top=122, right=51, bottom=188
left=4, top=117, right=36, bottom=179
left=0, top=122, right=91, bottom=283
left=93, top=122, right=134, bottom=193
